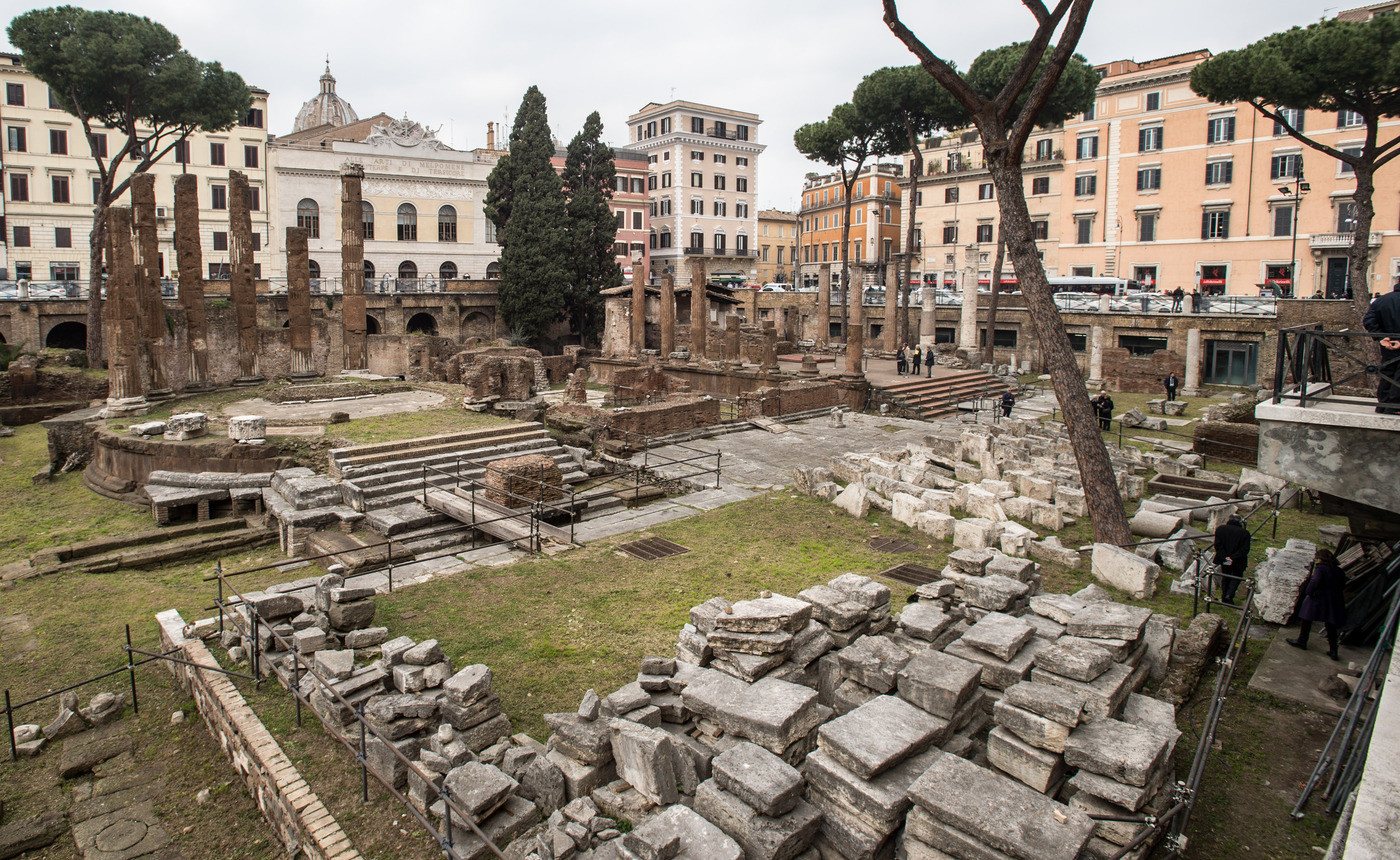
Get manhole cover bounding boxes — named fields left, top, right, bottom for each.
left=619, top=537, right=690, bottom=561
left=95, top=818, right=149, bottom=852
left=877, top=563, right=942, bottom=586
left=868, top=537, right=920, bottom=554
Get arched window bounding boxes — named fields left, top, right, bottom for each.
left=439, top=261, right=457, bottom=280
left=397, top=203, right=417, bottom=241
left=361, top=200, right=375, bottom=240
left=363, top=260, right=375, bottom=280
left=438, top=205, right=457, bottom=242
left=659, top=227, right=671, bottom=248
left=308, top=260, right=321, bottom=279
left=486, top=261, right=501, bottom=280
left=297, top=198, right=319, bottom=238
left=398, top=260, right=418, bottom=280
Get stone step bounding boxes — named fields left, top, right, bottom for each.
left=329, top=425, right=547, bottom=476
left=344, top=460, right=590, bottom=513
left=338, top=437, right=568, bottom=487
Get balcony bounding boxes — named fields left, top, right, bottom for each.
left=1310, top=231, right=1382, bottom=250
left=706, top=127, right=746, bottom=142
left=683, top=247, right=756, bottom=257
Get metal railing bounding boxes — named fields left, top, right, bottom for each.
left=1272, top=325, right=1400, bottom=410
left=681, top=247, right=757, bottom=257
left=418, top=456, right=581, bottom=552
left=602, top=426, right=723, bottom=493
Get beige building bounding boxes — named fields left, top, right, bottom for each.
left=902, top=49, right=1400, bottom=297
left=0, top=52, right=274, bottom=290
left=799, top=163, right=906, bottom=289
left=756, top=209, right=798, bottom=284
left=627, top=100, right=765, bottom=285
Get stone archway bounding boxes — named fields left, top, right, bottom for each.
left=45, top=320, right=87, bottom=349
left=366, top=315, right=382, bottom=335
left=463, top=311, right=493, bottom=339
left=406, top=312, right=438, bottom=336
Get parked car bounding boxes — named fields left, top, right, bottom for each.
left=759, top=283, right=792, bottom=292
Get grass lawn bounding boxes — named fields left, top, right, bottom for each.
left=331, top=407, right=511, bottom=446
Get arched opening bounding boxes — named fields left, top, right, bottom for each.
left=297, top=198, right=320, bottom=238
left=439, top=261, right=457, bottom=280
left=485, top=261, right=501, bottom=280
left=308, top=260, right=321, bottom=279
left=398, top=260, right=418, bottom=280
left=406, top=312, right=438, bottom=336
left=363, top=260, right=375, bottom=280
left=361, top=200, right=375, bottom=240
left=463, top=311, right=492, bottom=338
left=437, top=205, right=457, bottom=242
left=45, top=320, right=87, bottom=349
left=366, top=315, right=381, bottom=335
left=397, top=203, right=417, bottom=241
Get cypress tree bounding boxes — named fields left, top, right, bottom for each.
left=561, top=111, right=622, bottom=346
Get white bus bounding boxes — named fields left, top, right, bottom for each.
left=1047, top=276, right=1142, bottom=296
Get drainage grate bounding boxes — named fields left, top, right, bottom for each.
left=868, top=537, right=920, bottom=554
left=619, top=537, right=691, bottom=561
left=877, top=563, right=942, bottom=586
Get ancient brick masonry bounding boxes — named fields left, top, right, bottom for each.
left=130, top=174, right=171, bottom=396
left=341, top=163, right=368, bottom=370
left=173, top=173, right=209, bottom=389
left=229, top=170, right=263, bottom=383
left=101, top=207, right=145, bottom=413
left=689, top=260, right=708, bottom=360
left=483, top=454, right=565, bottom=508
left=660, top=274, right=676, bottom=357
left=738, top=381, right=843, bottom=419
left=286, top=226, right=316, bottom=378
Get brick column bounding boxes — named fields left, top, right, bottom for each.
left=131, top=174, right=171, bottom=397
left=341, top=163, right=367, bottom=371
left=883, top=258, right=899, bottom=352
left=102, top=207, right=147, bottom=414
left=817, top=264, right=831, bottom=347
left=229, top=170, right=263, bottom=384
left=846, top=265, right=866, bottom=378
left=689, top=258, right=707, bottom=359
left=660, top=274, right=676, bottom=358
left=630, top=251, right=647, bottom=355
left=173, top=174, right=209, bottom=390
left=287, top=226, right=316, bottom=379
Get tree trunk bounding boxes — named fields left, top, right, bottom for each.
left=1349, top=163, right=1378, bottom=336
left=900, top=129, right=922, bottom=348
left=85, top=210, right=106, bottom=365
left=983, top=236, right=1005, bottom=365
left=986, top=146, right=1131, bottom=546
left=840, top=197, right=852, bottom=346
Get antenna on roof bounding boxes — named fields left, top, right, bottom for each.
left=670, top=87, right=676, bottom=101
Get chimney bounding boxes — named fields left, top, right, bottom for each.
left=486, top=121, right=495, bottom=150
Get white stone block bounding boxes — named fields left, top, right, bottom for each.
left=228, top=414, right=267, bottom=443
left=164, top=412, right=208, bottom=441
left=1090, top=544, right=1161, bottom=600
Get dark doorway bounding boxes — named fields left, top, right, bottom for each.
left=1325, top=257, right=1350, bottom=298
left=45, top=321, right=87, bottom=349
left=366, top=315, right=381, bottom=335
left=406, top=313, right=438, bottom=336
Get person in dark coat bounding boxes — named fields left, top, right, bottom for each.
left=910, top=345, right=922, bottom=376
left=1363, top=280, right=1400, bottom=414
left=1000, top=389, right=1015, bottom=418
left=1163, top=372, right=1180, bottom=402
left=1190, top=288, right=1202, bottom=313
left=1092, top=390, right=1114, bottom=431
left=925, top=345, right=935, bottom=377
left=1171, top=287, right=1185, bottom=312
left=1288, top=549, right=1346, bottom=660
left=1213, top=514, right=1251, bottom=604
left=895, top=345, right=907, bottom=376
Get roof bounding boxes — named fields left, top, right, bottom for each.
left=292, top=64, right=359, bottom=133
left=1338, top=1, right=1399, bottom=20
left=758, top=209, right=798, bottom=221
left=275, top=112, right=394, bottom=146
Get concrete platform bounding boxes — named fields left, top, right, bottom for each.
left=222, top=389, right=446, bottom=422
left=1246, top=628, right=1375, bottom=716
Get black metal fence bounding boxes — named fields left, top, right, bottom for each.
left=1272, top=325, right=1400, bottom=409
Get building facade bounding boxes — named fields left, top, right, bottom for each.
left=798, top=163, right=905, bottom=288
left=756, top=209, right=798, bottom=284
left=551, top=145, right=650, bottom=284
left=627, top=100, right=764, bottom=285
left=0, top=52, right=274, bottom=286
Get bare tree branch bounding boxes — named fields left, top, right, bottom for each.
left=882, top=0, right=986, bottom=115
left=992, top=0, right=1074, bottom=123
left=1007, top=0, right=1095, bottom=154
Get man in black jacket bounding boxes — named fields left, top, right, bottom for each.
left=1213, top=514, right=1251, bottom=604
left=1363, top=281, right=1400, bottom=414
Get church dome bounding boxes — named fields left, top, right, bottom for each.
left=292, top=64, right=359, bottom=133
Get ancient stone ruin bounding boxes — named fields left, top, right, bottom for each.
left=341, top=163, right=368, bottom=371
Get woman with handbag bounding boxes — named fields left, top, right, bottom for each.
left=1288, top=549, right=1346, bottom=660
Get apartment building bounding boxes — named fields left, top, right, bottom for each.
left=756, top=209, right=798, bottom=284
left=611, top=148, right=651, bottom=283
left=627, top=100, right=764, bottom=284
left=798, top=163, right=905, bottom=288
left=0, top=52, right=273, bottom=285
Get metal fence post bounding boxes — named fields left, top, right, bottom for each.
left=216, top=562, right=225, bottom=635
left=5, top=690, right=15, bottom=761
left=358, top=704, right=370, bottom=802
left=125, top=624, right=140, bottom=715
left=291, top=641, right=302, bottom=727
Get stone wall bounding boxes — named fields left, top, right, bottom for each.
left=549, top=396, right=722, bottom=439
left=84, top=428, right=290, bottom=498
left=155, top=609, right=364, bottom=860
left=1192, top=421, right=1260, bottom=466
left=739, top=381, right=843, bottom=419
left=1100, top=348, right=1186, bottom=395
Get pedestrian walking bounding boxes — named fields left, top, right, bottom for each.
left=896, top=345, right=907, bottom=376
left=1163, top=372, right=1180, bottom=402
left=1288, top=549, right=1346, bottom=660
left=1000, top=389, right=1015, bottom=418
left=1362, top=280, right=1400, bottom=414
left=1092, top=390, right=1114, bottom=431
left=1190, top=289, right=1202, bottom=313
left=1171, top=287, right=1185, bottom=312
left=925, top=345, right=935, bottom=377
left=910, top=346, right=922, bottom=376
left=1213, top=514, right=1251, bottom=604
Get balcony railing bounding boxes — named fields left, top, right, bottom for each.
left=1272, top=324, right=1400, bottom=409
left=682, top=247, right=757, bottom=257
left=0, top=276, right=494, bottom=302
left=1310, top=232, right=1382, bottom=250
left=705, top=127, right=747, bottom=141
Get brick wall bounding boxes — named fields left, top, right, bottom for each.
left=1101, top=348, right=1186, bottom=395
left=739, top=381, right=842, bottom=418
left=156, top=610, right=363, bottom=860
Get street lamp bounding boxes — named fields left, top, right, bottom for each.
left=1278, top=167, right=1310, bottom=297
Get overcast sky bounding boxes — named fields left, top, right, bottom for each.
left=2, top=0, right=1349, bottom=210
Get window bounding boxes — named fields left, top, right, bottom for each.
left=9, top=173, right=28, bottom=201
left=1207, top=115, right=1235, bottom=143
left=714, top=174, right=726, bottom=190
left=713, top=121, right=727, bottom=138
left=736, top=156, right=748, bottom=167
left=1138, top=125, right=1162, bottom=152
left=213, top=231, right=228, bottom=251
left=398, top=261, right=417, bottom=280
left=6, top=126, right=25, bottom=152
left=978, top=182, right=994, bottom=200
left=1134, top=266, right=1158, bottom=289
left=631, top=177, right=643, bottom=193
left=736, top=202, right=748, bottom=218
left=51, top=263, right=79, bottom=281
left=49, top=129, right=67, bottom=155
left=1337, top=200, right=1359, bottom=233
left=736, top=234, right=748, bottom=253
left=691, top=172, right=703, bottom=188
left=209, top=263, right=230, bottom=280
left=397, top=203, right=417, bottom=241
left=714, top=201, right=726, bottom=216
left=1270, top=153, right=1302, bottom=180
left=691, top=116, right=704, bottom=133
left=92, top=177, right=101, bottom=203
left=645, top=121, right=656, bottom=138
left=1119, top=335, right=1168, bottom=356
left=736, top=125, right=749, bottom=141
left=1033, top=220, right=1049, bottom=240
left=295, top=198, right=319, bottom=237
left=1083, top=102, right=1096, bottom=121
left=1076, top=216, right=1093, bottom=245
left=1074, top=174, right=1097, bottom=196
left=647, top=175, right=657, bottom=191
left=242, top=108, right=264, bottom=128
left=244, top=145, right=258, bottom=168
left=1273, top=204, right=1294, bottom=237
left=777, top=246, right=785, bottom=263
left=209, top=142, right=225, bottom=166
left=632, top=211, right=642, bottom=230
left=690, top=231, right=703, bottom=250
left=1031, top=176, right=1050, bottom=195
left=485, top=219, right=497, bottom=244
left=713, top=153, right=726, bottom=163
left=1202, top=209, right=1230, bottom=239
left=12, top=226, right=29, bottom=247
left=1138, top=212, right=1157, bottom=242
left=661, top=117, right=671, bottom=134
left=248, top=186, right=260, bottom=211
left=659, top=197, right=672, bottom=215
left=942, top=225, right=957, bottom=244
left=5, top=83, right=23, bottom=105
left=1338, top=110, right=1363, bottom=128
left=976, top=223, right=993, bottom=243
left=1036, top=139, right=1054, bottom=160
left=690, top=198, right=704, bottom=215
left=1339, top=145, right=1363, bottom=175
left=51, top=175, right=69, bottom=203
left=1076, top=135, right=1098, bottom=160
left=736, top=176, right=747, bottom=192
left=1068, top=332, right=1088, bottom=352
left=361, top=201, right=375, bottom=240
left=1274, top=108, right=1303, bottom=135
left=691, top=150, right=704, bottom=161
left=1205, top=160, right=1233, bottom=185
left=659, top=228, right=671, bottom=248
left=438, top=205, right=457, bottom=242
left=251, top=232, right=262, bottom=252
left=55, top=227, right=72, bottom=248
left=1136, top=167, right=1161, bottom=191
left=1145, top=92, right=1161, bottom=111
left=945, top=186, right=959, bottom=203
left=440, top=261, right=457, bottom=280
left=173, top=139, right=188, bottom=164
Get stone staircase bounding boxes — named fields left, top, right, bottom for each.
left=876, top=369, right=1015, bottom=420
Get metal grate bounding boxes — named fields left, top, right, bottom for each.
left=618, top=537, right=691, bottom=562
left=868, top=537, right=920, bottom=554
left=877, top=563, right=942, bottom=586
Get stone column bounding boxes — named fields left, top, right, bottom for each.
left=1099, top=294, right=1112, bottom=314
left=846, top=265, right=866, bottom=378
left=920, top=285, right=937, bottom=347
left=762, top=321, right=779, bottom=370
left=287, top=226, right=316, bottom=379
left=689, top=258, right=707, bottom=360
left=101, top=207, right=146, bottom=415
left=724, top=315, right=741, bottom=362
left=1182, top=328, right=1203, bottom=397
left=1088, top=325, right=1105, bottom=386
left=229, top=170, right=263, bottom=384
left=341, top=163, right=368, bottom=371
left=959, top=245, right=980, bottom=354
left=630, top=251, right=647, bottom=356
left=173, top=174, right=209, bottom=390
left=817, top=264, right=831, bottom=347
left=883, top=259, right=899, bottom=352
left=660, top=273, right=676, bottom=357
left=130, top=174, right=171, bottom=398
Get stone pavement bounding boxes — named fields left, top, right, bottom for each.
left=64, top=724, right=182, bottom=860
left=221, top=389, right=445, bottom=422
